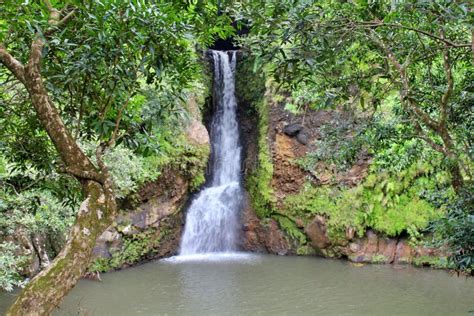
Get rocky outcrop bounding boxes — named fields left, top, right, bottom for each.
left=305, top=215, right=331, bottom=250
left=241, top=194, right=289, bottom=255
left=241, top=201, right=447, bottom=265
left=90, top=167, right=189, bottom=270
left=88, top=113, right=210, bottom=272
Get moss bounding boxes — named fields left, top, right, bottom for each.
left=152, top=138, right=210, bottom=192
left=413, top=256, right=450, bottom=269
left=185, top=144, right=210, bottom=191
left=235, top=54, right=275, bottom=218
left=284, top=162, right=445, bottom=244
left=274, top=215, right=307, bottom=245
left=296, top=245, right=316, bottom=256
left=246, top=98, right=276, bottom=218
left=371, top=254, right=388, bottom=264
left=88, top=228, right=170, bottom=273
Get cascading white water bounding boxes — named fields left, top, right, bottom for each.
left=179, top=50, right=242, bottom=255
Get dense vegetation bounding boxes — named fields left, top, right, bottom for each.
left=232, top=0, right=472, bottom=272
left=0, top=0, right=472, bottom=314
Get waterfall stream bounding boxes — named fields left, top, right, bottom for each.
left=179, top=50, right=242, bottom=255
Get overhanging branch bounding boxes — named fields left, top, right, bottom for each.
left=355, top=21, right=471, bottom=49
left=0, top=44, right=26, bottom=84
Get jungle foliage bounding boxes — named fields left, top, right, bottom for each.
left=231, top=0, right=472, bottom=272
left=0, top=1, right=472, bottom=311
left=0, top=0, right=230, bottom=313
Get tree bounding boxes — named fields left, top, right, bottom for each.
left=232, top=0, right=472, bottom=191
left=0, top=1, right=231, bottom=314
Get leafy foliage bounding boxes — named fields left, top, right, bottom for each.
left=297, top=112, right=367, bottom=172
left=285, top=161, right=447, bottom=242
left=430, top=185, right=474, bottom=274
left=0, top=242, right=27, bottom=292
left=232, top=0, right=472, bottom=191
left=274, top=215, right=307, bottom=245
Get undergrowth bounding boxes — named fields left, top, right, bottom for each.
left=284, top=161, right=449, bottom=243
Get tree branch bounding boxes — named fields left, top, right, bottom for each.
left=106, top=95, right=131, bottom=148
left=412, top=121, right=447, bottom=155
left=42, top=0, right=76, bottom=36
left=439, top=29, right=453, bottom=126
left=356, top=21, right=471, bottom=48
left=60, top=167, right=105, bottom=184
left=0, top=44, right=26, bottom=84
left=367, top=30, right=440, bottom=132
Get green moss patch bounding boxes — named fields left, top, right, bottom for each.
left=284, top=162, right=447, bottom=244
left=246, top=99, right=276, bottom=218
left=88, top=228, right=171, bottom=273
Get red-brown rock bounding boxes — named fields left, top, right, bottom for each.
left=394, top=240, right=413, bottom=263
left=305, top=215, right=331, bottom=250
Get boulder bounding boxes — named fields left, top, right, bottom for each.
left=265, top=219, right=290, bottom=255
left=92, top=241, right=112, bottom=258
left=185, top=119, right=209, bottom=146
left=296, top=132, right=309, bottom=145
left=305, top=215, right=331, bottom=250
left=283, top=123, right=303, bottom=137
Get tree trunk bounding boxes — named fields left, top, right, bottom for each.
left=438, top=125, right=464, bottom=191
left=6, top=181, right=114, bottom=316
left=2, top=38, right=117, bottom=315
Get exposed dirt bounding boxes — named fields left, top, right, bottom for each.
left=266, top=98, right=371, bottom=206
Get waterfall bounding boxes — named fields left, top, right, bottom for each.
left=179, top=50, right=242, bottom=255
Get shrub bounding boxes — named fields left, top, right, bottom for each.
left=0, top=242, right=27, bottom=292
left=284, top=162, right=445, bottom=242
left=430, top=185, right=474, bottom=274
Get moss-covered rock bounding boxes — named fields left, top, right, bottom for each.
left=88, top=98, right=210, bottom=273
